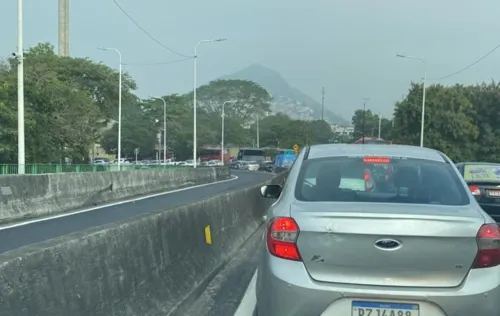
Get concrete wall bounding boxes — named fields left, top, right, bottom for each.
left=0, top=172, right=286, bottom=316
left=0, top=167, right=230, bottom=225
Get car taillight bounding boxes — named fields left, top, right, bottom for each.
left=472, top=224, right=500, bottom=269
left=469, top=185, right=481, bottom=196
left=266, top=217, right=301, bottom=261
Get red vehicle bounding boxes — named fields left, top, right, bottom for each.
left=354, top=137, right=392, bottom=144
left=198, top=147, right=230, bottom=164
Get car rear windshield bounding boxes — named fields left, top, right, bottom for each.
left=295, top=156, right=469, bottom=205
left=463, top=164, right=500, bottom=183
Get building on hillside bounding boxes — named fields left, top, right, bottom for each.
left=330, top=124, right=354, bottom=136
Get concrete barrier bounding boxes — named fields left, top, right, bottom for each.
left=0, top=171, right=287, bottom=316
left=0, top=167, right=230, bottom=225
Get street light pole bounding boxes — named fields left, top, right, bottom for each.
left=17, top=0, right=25, bottom=174
left=396, top=54, right=427, bottom=147
left=256, top=114, right=260, bottom=148
left=99, top=47, right=122, bottom=167
left=362, top=97, right=369, bottom=144
left=221, top=100, right=237, bottom=165
left=152, top=97, right=167, bottom=164
left=378, top=114, right=382, bottom=138
left=193, top=38, right=227, bottom=168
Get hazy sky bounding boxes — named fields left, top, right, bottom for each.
left=1, top=0, right=500, bottom=121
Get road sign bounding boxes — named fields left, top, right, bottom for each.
left=293, top=144, right=299, bottom=154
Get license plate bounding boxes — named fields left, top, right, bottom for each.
left=352, top=301, right=419, bottom=316
left=488, top=190, right=500, bottom=197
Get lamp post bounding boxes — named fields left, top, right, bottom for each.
left=152, top=97, right=167, bottom=164
left=396, top=54, right=427, bottom=147
left=99, top=47, right=122, bottom=167
left=17, top=0, right=25, bottom=174
left=378, top=113, right=382, bottom=138
left=193, top=38, right=227, bottom=168
left=256, top=114, right=260, bottom=148
left=362, top=97, right=369, bottom=144
left=221, top=100, right=237, bottom=165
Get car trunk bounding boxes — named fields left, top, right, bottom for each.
left=291, top=201, right=483, bottom=288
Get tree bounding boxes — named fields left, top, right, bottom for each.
left=351, top=109, right=391, bottom=140
left=391, top=83, right=478, bottom=161
left=0, top=43, right=138, bottom=163
left=463, top=82, right=500, bottom=162
left=249, top=114, right=333, bottom=148
left=191, top=79, right=273, bottom=124
left=310, top=120, right=334, bottom=144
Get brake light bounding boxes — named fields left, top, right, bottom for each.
left=472, top=224, right=500, bottom=269
left=266, top=217, right=301, bottom=261
left=469, top=185, right=481, bottom=196
left=363, top=157, right=391, bottom=164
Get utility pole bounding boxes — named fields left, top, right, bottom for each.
left=17, top=0, right=25, bottom=174
left=321, top=87, right=325, bottom=121
left=256, top=114, right=260, bottom=148
left=362, top=97, right=369, bottom=144
left=58, top=0, right=69, bottom=56
left=378, top=114, right=382, bottom=138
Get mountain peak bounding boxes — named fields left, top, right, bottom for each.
left=220, top=65, right=348, bottom=125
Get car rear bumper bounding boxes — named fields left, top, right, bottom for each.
left=256, top=252, right=500, bottom=316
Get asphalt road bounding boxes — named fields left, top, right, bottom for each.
left=0, top=170, right=272, bottom=254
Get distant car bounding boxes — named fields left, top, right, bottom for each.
left=247, top=161, right=260, bottom=171
left=230, top=160, right=248, bottom=169
left=230, top=161, right=241, bottom=169
left=456, top=162, right=500, bottom=222
left=259, top=161, right=274, bottom=172
left=354, top=137, right=391, bottom=144
left=256, top=144, right=500, bottom=316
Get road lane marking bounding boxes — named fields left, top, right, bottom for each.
left=234, top=270, right=257, bottom=316
left=0, top=175, right=239, bottom=231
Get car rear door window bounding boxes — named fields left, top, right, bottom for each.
left=296, top=156, right=469, bottom=205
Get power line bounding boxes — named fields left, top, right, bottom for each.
left=429, top=43, right=500, bottom=81
left=112, top=0, right=192, bottom=58
left=122, top=57, right=193, bottom=66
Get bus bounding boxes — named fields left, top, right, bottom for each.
left=236, top=148, right=265, bottom=162
left=354, top=137, right=392, bottom=144
left=274, top=149, right=296, bottom=169
left=199, top=147, right=230, bottom=164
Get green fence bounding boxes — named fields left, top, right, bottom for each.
left=0, top=163, right=181, bottom=175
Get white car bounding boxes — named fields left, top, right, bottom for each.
left=247, top=161, right=260, bottom=171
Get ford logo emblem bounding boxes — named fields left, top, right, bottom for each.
left=374, top=239, right=402, bottom=251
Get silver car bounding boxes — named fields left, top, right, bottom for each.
left=256, top=144, right=500, bottom=316
left=247, top=161, right=260, bottom=171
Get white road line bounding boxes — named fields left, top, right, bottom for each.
left=0, top=175, right=239, bottom=231
left=234, top=270, right=257, bottom=316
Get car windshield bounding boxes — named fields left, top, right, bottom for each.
left=463, top=164, right=500, bottom=182
left=295, top=156, right=469, bottom=205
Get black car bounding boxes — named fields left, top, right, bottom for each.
left=259, top=161, right=274, bottom=172
left=456, top=162, right=500, bottom=222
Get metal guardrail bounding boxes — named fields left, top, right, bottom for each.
left=0, top=163, right=185, bottom=175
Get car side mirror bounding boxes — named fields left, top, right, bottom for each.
left=260, top=184, right=282, bottom=198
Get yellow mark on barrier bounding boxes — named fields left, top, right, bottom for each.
left=204, top=225, right=212, bottom=245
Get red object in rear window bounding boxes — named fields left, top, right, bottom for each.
left=363, top=157, right=391, bottom=164
left=472, top=224, right=500, bottom=269
left=267, top=217, right=301, bottom=261
left=363, top=170, right=371, bottom=181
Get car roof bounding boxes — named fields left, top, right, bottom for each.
left=307, top=144, right=446, bottom=162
